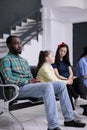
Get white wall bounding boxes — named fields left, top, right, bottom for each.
left=41, top=0, right=87, bottom=66
left=42, top=7, right=73, bottom=64
left=51, top=21, right=73, bottom=64
left=11, top=0, right=87, bottom=66
left=42, top=0, right=85, bottom=8
left=21, top=35, right=42, bottom=66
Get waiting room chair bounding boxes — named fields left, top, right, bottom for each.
left=0, top=66, right=43, bottom=130
left=0, top=73, right=24, bottom=130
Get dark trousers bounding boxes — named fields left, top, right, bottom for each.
left=66, top=77, right=87, bottom=110
left=66, top=85, right=78, bottom=110
left=73, top=77, right=87, bottom=99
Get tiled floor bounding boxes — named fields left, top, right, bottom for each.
left=0, top=100, right=87, bottom=130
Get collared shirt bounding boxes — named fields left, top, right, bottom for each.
left=37, top=63, right=67, bottom=84
left=0, top=52, right=33, bottom=87
left=76, top=57, right=87, bottom=87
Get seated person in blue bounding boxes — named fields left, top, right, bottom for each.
left=0, top=36, right=86, bottom=130
left=76, top=46, right=87, bottom=93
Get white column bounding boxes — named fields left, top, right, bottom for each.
left=42, top=7, right=52, bottom=50
left=42, top=6, right=73, bottom=64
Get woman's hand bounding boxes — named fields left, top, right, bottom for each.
left=73, top=76, right=77, bottom=79
left=66, top=78, right=73, bottom=85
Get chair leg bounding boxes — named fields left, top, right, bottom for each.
left=0, top=111, right=24, bottom=130
left=9, top=111, right=24, bottom=130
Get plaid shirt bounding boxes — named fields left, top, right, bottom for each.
left=0, top=52, right=33, bottom=87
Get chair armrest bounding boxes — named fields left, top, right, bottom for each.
left=0, top=84, right=19, bottom=103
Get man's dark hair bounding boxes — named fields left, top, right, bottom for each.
left=77, top=46, right=87, bottom=61
left=80, top=46, right=87, bottom=58
left=6, top=35, right=18, bottom=45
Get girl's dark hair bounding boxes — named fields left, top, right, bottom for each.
left=55, top=43, right=71, bottom=66
left=78, top=46, right=87, bottom=60
left=36, top=50, right=52, bottom=73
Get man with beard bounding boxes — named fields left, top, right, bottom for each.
left=0, top=36, right=86, bottom=130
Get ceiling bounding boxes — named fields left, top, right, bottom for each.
left=53, top=6, right=87, bottom=23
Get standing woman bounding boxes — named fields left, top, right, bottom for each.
left=52, top=43, right=87, bottom=104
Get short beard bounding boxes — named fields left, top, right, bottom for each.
left=11, top=48, right=22, bottom=55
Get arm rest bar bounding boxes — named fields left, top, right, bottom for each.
left=0, top=84, right=19, bottom=103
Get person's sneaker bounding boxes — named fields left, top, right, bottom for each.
left=73, top=110, right=82, bottom=119
left=75, top=96, right=87, bottom=106
left=47, top=127, right=61, bottom=130
left=64, top=120, right=86, bottom=127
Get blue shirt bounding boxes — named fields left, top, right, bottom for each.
left=76, top=57, right=87, bottom=87
left=52, top=61, right=69, bottom=78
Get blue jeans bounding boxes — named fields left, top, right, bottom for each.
left=19, top=81, right=74, bottom=129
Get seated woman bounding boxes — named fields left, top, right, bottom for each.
left=36, top=50, right=86, bottom=120
left=76, top=46, right=87, bottom=96
left=52, top=42, right=87, bottom=101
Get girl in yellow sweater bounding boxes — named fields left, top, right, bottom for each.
left=36, top=50, right=87, bottom=120
left=37, top=50, right=72, bottom=84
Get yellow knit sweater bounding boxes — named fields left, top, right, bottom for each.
left=37, top=63, right=67, bottom=84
